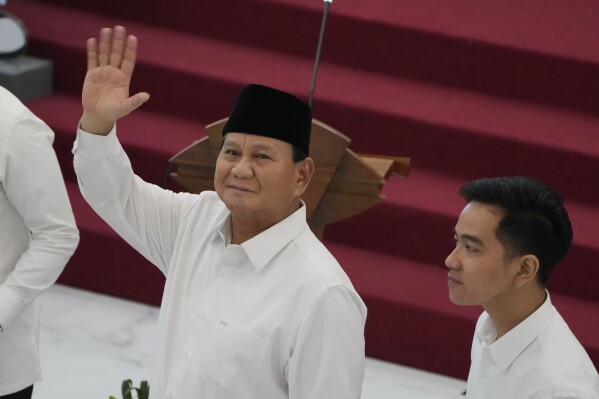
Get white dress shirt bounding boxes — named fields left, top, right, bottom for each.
left=73, top=125, right=367, bottom=399
left=0, top=86, right=79, bottom=395
left=466, top=292, right=599, bottom=399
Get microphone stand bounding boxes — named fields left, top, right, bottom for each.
left=308, top=0, right=333, bottom=108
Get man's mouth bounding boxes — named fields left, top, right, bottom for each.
left=228, top=184, right=254, bottom=192
left=447, top=274, right=462, bottom=285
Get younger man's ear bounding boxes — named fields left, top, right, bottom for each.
left=514, top=254, right=540, bottom=288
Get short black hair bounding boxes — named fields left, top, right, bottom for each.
left=291, top=145, right=307, bottom=162
left=459, top=176, right=573, bottom=286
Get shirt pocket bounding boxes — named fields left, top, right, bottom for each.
left=202, top=320, right=268, bottom=396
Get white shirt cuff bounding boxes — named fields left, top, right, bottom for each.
left=72, top=122, right=120, bottom=159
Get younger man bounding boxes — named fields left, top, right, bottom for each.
left=446, top=176, right=599, bottom=398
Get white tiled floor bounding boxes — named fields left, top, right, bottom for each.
left=34, top=284, right=466, bottom=398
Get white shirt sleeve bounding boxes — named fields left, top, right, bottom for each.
left=286, top=285, right=366, bottom=399
left=0, top=108, right=79, bottom=328
left=72, top=125, right=190, bottom=274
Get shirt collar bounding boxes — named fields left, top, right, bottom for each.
left=213, top=202, right=308, bottom=272
left=216, top=213, right=233, bottom=246
left=481, top=290, right=554, bottom=370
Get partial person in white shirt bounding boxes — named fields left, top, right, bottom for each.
left=72, top=26, right=367, bottom=399
left=446, top=176, right=599, bottom=399
left=0, top=86, right=80, bottom=399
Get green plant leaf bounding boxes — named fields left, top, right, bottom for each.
left=112, top=378, right=150, bottom=399
left=121, top=379, right=134, bottom=399
left=139, top=381, right=150, bottom=399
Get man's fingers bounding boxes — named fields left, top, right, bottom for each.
left=123, top=92, right=150, bottom=115
left=110, top=25, right=126, bottom=68
left=121, top=35, right=139, bottom=77
left=98, top=27, right=112, bottom=66
left=86, top=38, right=98, bottom=71
left=90, top=26, right=133, bottom=71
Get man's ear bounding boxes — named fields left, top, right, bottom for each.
left=296, top=157, right=315, bottom=194
left=513, top=254, right=540, bottom=288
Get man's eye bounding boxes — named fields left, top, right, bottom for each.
left=465, top=244, right=477, bottom=253
left=224, top=149, right=238, bottom=156
left=256, top=154, right=271, bottom=160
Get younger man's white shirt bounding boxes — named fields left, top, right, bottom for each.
left=467, top=292, right=599, bottom=399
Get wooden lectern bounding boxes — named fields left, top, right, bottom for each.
left=169, top=118, right=410, bottom=239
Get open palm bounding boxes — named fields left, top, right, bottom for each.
left=81, top=26, right=149, bottom=134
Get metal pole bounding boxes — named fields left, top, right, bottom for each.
left=308, top=0, right=332, bottom=108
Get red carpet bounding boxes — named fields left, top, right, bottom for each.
left=6, top=0, right=599, bottom=379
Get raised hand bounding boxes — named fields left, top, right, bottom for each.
left=81, top=26, right=150, bottom=135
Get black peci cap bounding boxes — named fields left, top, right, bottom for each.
left=222, top=84, right=312, bottom=156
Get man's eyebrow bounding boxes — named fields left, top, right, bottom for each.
left=462, top=234, right=485, bottom=247
left=252, top=144, right=275, bottom=152
left=221, top=140, right=275, bottom=152
left=222, top=138, right=238, bottom=147
left=453, top=228, right=485, bottom=247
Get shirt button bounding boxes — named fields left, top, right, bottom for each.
left=216, top=271, right=224, bottom=278
left=198, top=310, right=205, bottom=319
left=166, top=392, right=172, bottom=399
left=182, top=351, right=190, bottom=359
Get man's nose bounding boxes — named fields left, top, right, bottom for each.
left=445, top=247, right=459, bottom=269
left=231, top=157, right=254, bottom=179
